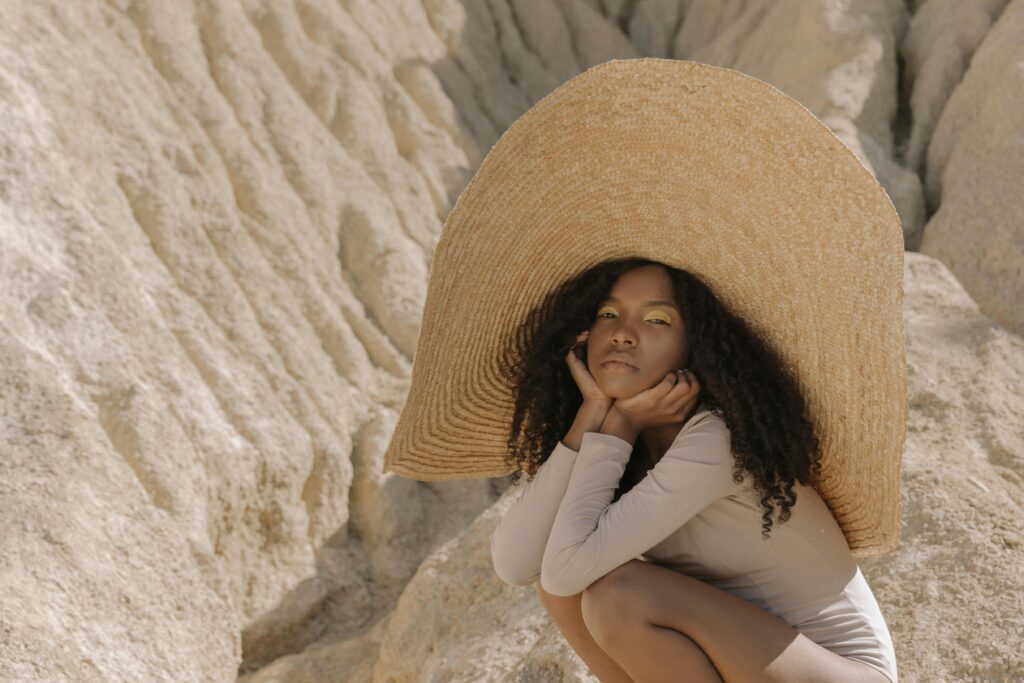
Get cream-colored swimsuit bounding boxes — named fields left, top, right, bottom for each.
left=491, top=408, right=898, bottom=682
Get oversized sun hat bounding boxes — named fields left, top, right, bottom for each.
left=382, top=57, right=907, bottom=558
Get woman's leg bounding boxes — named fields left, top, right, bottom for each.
left=535, top=581, right=634, bottom=683
left=581, top=560, right=892, bottom=683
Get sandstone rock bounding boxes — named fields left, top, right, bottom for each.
left=0, top=1, right=490, bottom=678
left=1, top=1, right=1020, bottom=681
left=917, top=0, right=1024, bottom=338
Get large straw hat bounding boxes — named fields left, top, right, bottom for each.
left=382, top=58, right=907, bottom=558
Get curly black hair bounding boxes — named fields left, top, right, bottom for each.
left=495, top=257, right=823, bottom=539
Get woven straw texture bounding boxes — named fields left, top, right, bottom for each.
left=383, top=58, right=907, bottom=558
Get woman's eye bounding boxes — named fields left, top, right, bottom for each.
left=596, top=311, right=670, bottom=325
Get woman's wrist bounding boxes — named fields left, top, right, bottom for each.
left=580, top=399, right=613, bottom=418
left=599, top=404, right=641, bottom=445
left=562, top=401, right=612, bottom=451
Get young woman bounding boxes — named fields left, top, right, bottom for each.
left=490, top=257, right=898, bottom=683
left=382, top=58, right=906, bottom=683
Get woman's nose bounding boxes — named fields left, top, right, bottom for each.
left=610, top=321, right=638, bottom=346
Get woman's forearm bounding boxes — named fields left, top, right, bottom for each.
left=490, top=401, right=614, bottom=587
left=561, top=401, right=612, bottom=451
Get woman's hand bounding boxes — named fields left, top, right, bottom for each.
left=565, top=331, right=613, bottom=409
left=611, top=369, right=701, bottom=433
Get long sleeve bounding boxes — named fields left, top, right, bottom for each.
left=490, top=440, right=580, bottom=587
left=540, top=412, right=741, bottom=597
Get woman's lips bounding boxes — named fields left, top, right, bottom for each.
left=601, top=360, right=638, bottom=373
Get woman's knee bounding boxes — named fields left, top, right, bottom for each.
left=535, top=581, right=635, bottom=683
left=580, top=566, right=648, bottom=645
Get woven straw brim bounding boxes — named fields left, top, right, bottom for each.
left=382, top=58, right=907, bottom=558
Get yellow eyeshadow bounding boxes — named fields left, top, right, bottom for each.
left=596, top=305, right=672, bottom=322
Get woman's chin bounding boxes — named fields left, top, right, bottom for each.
left=596, top=371, right=667, bottom=397
left=596, top=380, right=644, bottom=400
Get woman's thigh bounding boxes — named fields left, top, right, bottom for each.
left=581, top=560, right=891, bottom=683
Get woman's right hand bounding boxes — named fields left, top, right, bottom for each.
left=565, top=331, right=613, bottom=409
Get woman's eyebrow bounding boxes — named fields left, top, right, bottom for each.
left=602, top=296, right=679, bottom=309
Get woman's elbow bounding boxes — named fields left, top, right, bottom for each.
left=491, top=548, right=538, bottom=587
left=539, top=567, right=584, bottom=597
left=494, top=565, right=541, bottom=587
left=491, top=536, right=540, bottom=587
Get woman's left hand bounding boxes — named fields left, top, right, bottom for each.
left=611, top=369, right=702, bottom=433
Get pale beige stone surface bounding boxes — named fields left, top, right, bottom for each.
left=899, top=0, right=1009, bottom=175
left=917, top=0, right=1024, bottom=338
left=1, top=1, right=486, bottom=679
left=1, top=1, right=1021, bottom=682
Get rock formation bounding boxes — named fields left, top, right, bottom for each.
left=1, top=1, right=1020, bottom=681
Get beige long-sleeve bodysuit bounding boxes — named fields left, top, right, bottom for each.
left=490, top=407, right=898, bottom=683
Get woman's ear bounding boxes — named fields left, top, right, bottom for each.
left=571, top=331, right=589, bottom=360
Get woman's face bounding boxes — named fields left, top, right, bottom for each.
left=585, top=265, right=690, bottom=399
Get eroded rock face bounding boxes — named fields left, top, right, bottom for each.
left=1, top=0, right=488, bottom=679
left=916, top=0, right=1024, bottom=338
left=1, top=1, right=1021, bottom=682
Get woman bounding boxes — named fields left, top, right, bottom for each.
left=490, top=257, right=898, bottom=682
left=382, top=59, right=906, bottom=683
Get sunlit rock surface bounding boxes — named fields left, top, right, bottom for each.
left=1, top=1, right=1020, bottom=681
